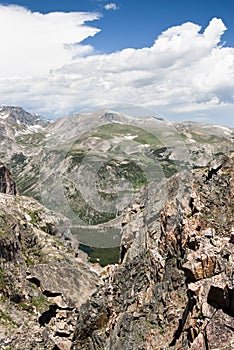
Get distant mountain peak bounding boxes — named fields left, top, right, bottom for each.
left=100, top=110, right=125, bottom=123
left=0, top=105, right=49, bottom=127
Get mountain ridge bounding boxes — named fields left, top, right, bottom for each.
left=0, top=105, right=233, bottom=226
left=0, top=107, right=233, bottom=349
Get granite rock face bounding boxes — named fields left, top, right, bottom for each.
left=71, top=154, right=234, bottom=350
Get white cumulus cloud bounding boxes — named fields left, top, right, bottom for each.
left=0, top=7, right=233, bottom=126
left=104, top=3, right=119, bottom=11
left=0, top=5, right=100, bottom=77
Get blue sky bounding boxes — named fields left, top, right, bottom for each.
left=0, top=0, right=234, bottom=126
left=2, top=0, right=234, bottom=52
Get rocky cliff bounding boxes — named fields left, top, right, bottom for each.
left=71, top=154, right=234, bottom=350
left=0, top=185, right=102, bottom=349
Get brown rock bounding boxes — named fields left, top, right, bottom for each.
left=55, top=339, right=72, bottom=350
left=205, top=310, right=234, bottom=350
left=190, top=333, right=206, bottom=350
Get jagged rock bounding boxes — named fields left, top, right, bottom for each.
left=71, top=155, right=234, bottom=350
left=182, top=250, right=217, bottom=282
left=207, top=273, right=234, bottom=315
left=0, top=192, right=102, bottom=349
left=0, top=162, right=17, bottom=195
left=189, top=333, right=206, bottom=350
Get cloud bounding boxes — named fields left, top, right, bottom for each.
left=104, top=3, right=119, bottom=11
left=0, top=5, right=100, bottom=77
left=0, top=9, right=233, bottom=126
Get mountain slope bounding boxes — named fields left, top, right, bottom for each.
left=0, top=106, right=233, bottom=251
left=0, top=106, right=233, bottom=349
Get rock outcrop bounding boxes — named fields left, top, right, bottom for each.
left=0, top=193, right=102, bottom=349
left=0, top=162, right=17, bottom=195
left=71, top=154, right=234, bottom=350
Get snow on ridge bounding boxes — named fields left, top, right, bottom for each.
left=211, top=124, right=232, bottom=133
left=0, top=112, right=9, bottom=120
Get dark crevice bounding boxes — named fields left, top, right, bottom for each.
left=52, top=346, right=60, bottom=350
left=120, top=245, right=127, bottom=263
left=204, top=330, right=210, bottom=350
left=169, top=299, right=191, bottom=346
left=224, top=323, right=234, bottom=332
left=39, top=304, right=58, bottom=326
left=205, top=164, right=222, bottom=182
left=55, top=331, right=70, bottom=338
left=176, top=225, right=186, bottom=260
left=207, top=286, right=234, bottom=317
left=10, top=293, right=22, bottom=303
left=188, top=197, right=199, bottom=216
left=43, top=290, right=62, bottom=297
left=27, top=276, right=41, bottom=287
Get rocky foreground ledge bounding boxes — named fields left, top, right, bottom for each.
left=71, top=154, right=234, bottom=350
left=0, top=165, right=102, bottom=349
left=0, top=154, right=233, bottom=349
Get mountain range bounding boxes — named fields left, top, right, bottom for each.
left=0, top=106, right=233, bottom=349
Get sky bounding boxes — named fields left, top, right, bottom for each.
left=0, top=0, right=234, bottom=126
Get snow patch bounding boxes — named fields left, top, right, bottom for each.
left=124, top=134, right=137, bottom=140
left=24, top=213, right=32, bottom=222
left=211, top=124, right=232, bottom=135
left=27, top=124, right=43, bottom=132
left=0, top=112, right=9, bottom=119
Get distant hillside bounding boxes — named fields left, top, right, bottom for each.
left=1, top=106, right=233, bottom=228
